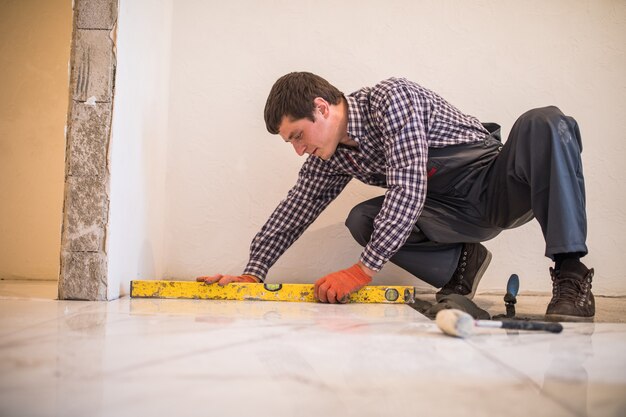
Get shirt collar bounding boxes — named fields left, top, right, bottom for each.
left=345, top=95, right=364, bottom=143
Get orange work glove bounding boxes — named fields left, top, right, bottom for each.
left=196, top=274, right=259, bottom=286
left=314, top=264, right=372, bottom=304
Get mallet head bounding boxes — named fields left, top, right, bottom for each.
left=436, top=309, right=475, bottom=338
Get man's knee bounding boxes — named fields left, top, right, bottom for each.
left=516, top=106, right=582, bottom=151
left=518, top=106, right=564, bottom=126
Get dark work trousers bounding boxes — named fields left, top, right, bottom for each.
left=345, top=106, right=588, bottom=288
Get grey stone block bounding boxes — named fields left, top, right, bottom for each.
left=62, top=176, right=109, bottom=252
left=75, top=0, right=118, bottom=30
left=67, top=102, right=112, bottom=177
left=70, top=29, right=116, bottom=103
left=59, top=251, right=108, bottom=300
left=59, top=0, right=118, bottom=301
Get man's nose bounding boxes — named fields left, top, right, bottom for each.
left=293, top=142, right=306, bottom=156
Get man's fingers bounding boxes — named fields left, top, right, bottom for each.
left=217, top=275, right=239, bottom=286
left=196, top=274, right=223, bottom=284
left=314, top=277, right=326, bottom=301
left=317, top=281, right=331, bottom=303
left=337, top=290, right=349, bottom=304
left=197, top=274, right=260, bottom=286
left=326, top=287, right=338, bottom=304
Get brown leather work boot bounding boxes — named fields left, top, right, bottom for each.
left=545, top=259, right=595, bottom=322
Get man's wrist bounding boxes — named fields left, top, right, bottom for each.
left=241, top=274, right=261, bottom=282
left=356, top=261, right=377, bottom=278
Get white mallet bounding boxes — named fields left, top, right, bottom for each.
left=436, top=309, right=563, bottom=338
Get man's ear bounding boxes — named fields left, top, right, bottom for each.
left=313, top=97, right=330, bottom=118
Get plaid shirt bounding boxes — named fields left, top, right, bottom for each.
left=243, top=78, right=488, bottom=281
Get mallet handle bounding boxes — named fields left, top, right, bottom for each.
left=476, top=319, right=563, bottom=333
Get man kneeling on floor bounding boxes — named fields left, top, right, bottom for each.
left=197, top=72, right=595, bottom=322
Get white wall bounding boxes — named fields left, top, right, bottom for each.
left=114, top=0, right=626, bottom=296
left=107, top=0, right=172, bottom=299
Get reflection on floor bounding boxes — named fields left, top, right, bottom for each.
left=1, top=281, right=625, bottom=417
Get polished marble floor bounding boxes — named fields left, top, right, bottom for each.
left=1, top=282, right=626, bottom=417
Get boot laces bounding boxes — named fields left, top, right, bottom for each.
left=451, top=251, right=468, bottom=290
left=551, top=269, right=592, bottom=306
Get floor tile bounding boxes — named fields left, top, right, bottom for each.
left=1, top=296, right=625, bottom=417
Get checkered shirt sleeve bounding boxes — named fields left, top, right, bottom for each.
left=243, top=158, right=351, bottom=281
left=358, top=83, right=431, bottom=271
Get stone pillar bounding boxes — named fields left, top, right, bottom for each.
left=59, top=0, right=118, bottom=300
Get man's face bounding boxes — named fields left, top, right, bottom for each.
left=278, top=107, right=337, bottom=161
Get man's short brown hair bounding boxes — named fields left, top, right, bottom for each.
left=264, top=72, right=344, bottom=134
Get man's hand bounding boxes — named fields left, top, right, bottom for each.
left=196, top=274, right=259, bottom=286
left=314, top=263, right=373, bottom=304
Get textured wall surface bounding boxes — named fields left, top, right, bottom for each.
left=58, top=0, right=117, bottom=300
left=159, top=0, right=625, bottom=295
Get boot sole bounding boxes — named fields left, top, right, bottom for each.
left=436, top=249, right=492, bottom=302
left=545, top=313, right=595, bottom=323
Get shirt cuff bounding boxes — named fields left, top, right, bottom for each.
left=359, top=245, right=387, bottom=272
left=242, top=260, right=268, bottom=282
